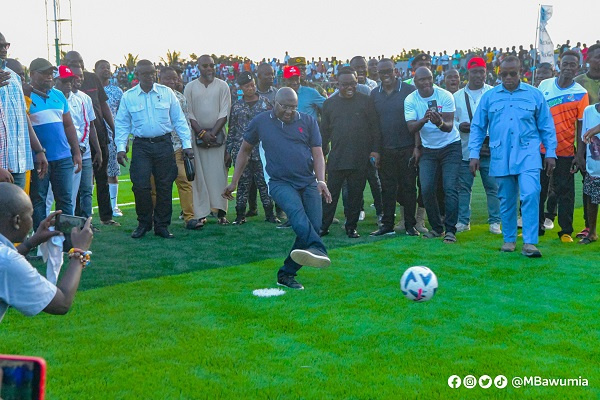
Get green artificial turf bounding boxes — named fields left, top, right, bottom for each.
left=1, top=173, right=599, bottom=399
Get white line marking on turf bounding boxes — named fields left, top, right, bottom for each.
left=93, top=198, right=180, bottom=210
left=252, top=288, right=286, bottom=297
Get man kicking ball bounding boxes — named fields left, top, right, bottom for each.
left=223, top=87, right=332, bottom=289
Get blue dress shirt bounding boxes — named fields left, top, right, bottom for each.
left=297, top=85, right=326, bottom=119
left=469, top=82, right=557, bottom=177
left=114, top=83, right=191, bottom=152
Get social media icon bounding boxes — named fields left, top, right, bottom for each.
left=463, top=375, right=477, bottom=389
left=494, top=375, right=508, bottom=389
left=479, top=375, right=492, bottom=389
left=447, top=375, right=461, bottom=389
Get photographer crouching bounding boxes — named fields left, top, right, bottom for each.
left=0, top=183, right=93, bottom=322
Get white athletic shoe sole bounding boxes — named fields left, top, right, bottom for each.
left=290, top=249, right=331, bottom=268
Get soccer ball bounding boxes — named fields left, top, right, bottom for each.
left=400, top=266, right=438, bottom=302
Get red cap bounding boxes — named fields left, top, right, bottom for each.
left=57, top=65, right=76, bottom=79
left=283, top=66, right=301, bottom=79
left=467, top=57, right=486, bottom=70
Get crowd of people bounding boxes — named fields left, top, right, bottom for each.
left=1, top=30, right=600, bottom=308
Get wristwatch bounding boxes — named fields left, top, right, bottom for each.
left=34, top=148, right=46, bottom=155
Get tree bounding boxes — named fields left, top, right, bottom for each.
left=160, top=50, right=185, bottom=66
left=124, top=53, right=139, bottom=71
left=189, top=53, right=198, bottom=62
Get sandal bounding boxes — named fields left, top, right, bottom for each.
left=576, top=228, right=590, bottom=239
left=578, top=236, right=597, bottom=245
left=443, top=232, right=457, bottom=243
left=217, top=217, right=230, bottom=225
left=422, top=231, right=442, bottom=239
left=185, top=219, right=204, bottom=230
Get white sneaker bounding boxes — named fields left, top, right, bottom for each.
left=543, top=218, right=554, bottom=230
left=456, top=222, right=471, bottom=232
left=359, top=211, right=366, bottom=221
left=517, top=216, right=523, bottom=228
left=112, top=208, right=123, bottom=217
left=489, top=222, right=502, bottom=234
left=290, top=248, right=331, bottom=268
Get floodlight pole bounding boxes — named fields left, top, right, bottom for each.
left=532, top=4, right=541, bottom=84
left=53, top=0, right=60, bottom=65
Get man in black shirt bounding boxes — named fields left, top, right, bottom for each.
left=63, top=51, right=119, bottom=226
left=369, top=59, right=419, bottom=236
left=320, top=67, right=381, bottom=238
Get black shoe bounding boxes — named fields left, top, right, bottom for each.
left=245, top=209, right=258, bottom=217
left=265, top=215, right=281, bottom=224
left=346, top=229, right=360, bottom=238
left=154, top=228, right=174, bottom=239
left=319, top=228, right=330, bottom=237
left=131, top=226, right=151, bottom=239
left=277, top=220, right=292, bottom=229
left=232, top=216, right=246, bottom=225
left=405, top=226, right=420, bottom=236
left=277, top=273, right=304, bottom=290
left=370, top=226, right=395, bottom=236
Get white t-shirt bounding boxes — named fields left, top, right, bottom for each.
left=404, top=87, right=461, bottom=149
left=68, top=90, right=96, bottom=160
left=582, top=104, right=600, bottom=177
left=0, top=234, right=57, bottom=323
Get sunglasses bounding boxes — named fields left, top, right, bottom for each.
left=0, top=43, right=10, bottom=50
left=500, top=71, right=518, bottom=78
left=276, top=101, right=297, bottom=111
left=339, top=81, right=357, bottom=88
left=201, top=63, right=215, bottom=69
left=378, top=68, right=394, bottom=76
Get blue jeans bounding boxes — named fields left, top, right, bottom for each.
left=30, top=157, right=74, bottom=229
left=78, top=158, right=94, bottom=219
left=11, top=172, right=27, bottom=189
left=268, top=181, right=327, bottom=276
left=418, top=141, right=461, bottom=234
left=458, top=158, right=501, bottom=225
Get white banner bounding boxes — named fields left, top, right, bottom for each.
left=538, top=5, right=554, bottom=65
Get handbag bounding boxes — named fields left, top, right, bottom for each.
left=183, top=155, right=195, bottom=182
left=196, top=128, right=225, bottom=148
left=464, top=91, right=490, bottom=158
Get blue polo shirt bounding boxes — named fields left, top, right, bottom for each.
left=29, top=88, right=72, bottom=162
left=244, top=111, right=322, bottom=190
left=297, top=85, right=325, bottom=119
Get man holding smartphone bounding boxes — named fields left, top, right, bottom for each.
left=0, top=183, right=93, bottom=322
left=405, top=67, right=462, bottom=243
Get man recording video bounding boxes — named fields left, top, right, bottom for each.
left=0, top=183, right=93, bottom=322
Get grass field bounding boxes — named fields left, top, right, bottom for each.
left=1, top=171, right=599, bottom=399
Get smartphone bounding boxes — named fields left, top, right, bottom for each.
left=369, top=156, right=376, bottom=167
left=408, top=156, right=416, bottom=169
left=427, top=100, right=438, bottom=113
left=0, top=355, right=46, bottom=400
left=55, top=214, right=86, bottom=250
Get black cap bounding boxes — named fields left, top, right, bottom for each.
left=236, top=71, right=254, bottom=86
left=413, top=53, right=431, bottom=63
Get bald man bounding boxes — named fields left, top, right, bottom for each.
left=0, top=183, right=93, bottom=322
left=223, top=88, right=332, bottom=290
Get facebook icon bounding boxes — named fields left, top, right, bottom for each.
left=448, top=375, right=462, bottom=388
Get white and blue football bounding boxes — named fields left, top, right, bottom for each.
left=400, top=266, right=438, bottom=302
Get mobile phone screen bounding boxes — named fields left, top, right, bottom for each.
left=0, top=356, right=46, bottom=400
left=55, top=214, right=86, bottom=235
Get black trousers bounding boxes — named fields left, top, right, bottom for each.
left=322, top=168, right=367, bottom=231
left=91, top=127, right=113, bottom=222
left=380, top=147, right=417, bottom=230
left=540, top=156, right=574, bottom=236
left=130, top=135, right=177, bottom=230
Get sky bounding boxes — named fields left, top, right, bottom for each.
left=2, top=0, right=598, bottom=68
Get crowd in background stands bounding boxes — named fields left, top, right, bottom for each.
left=105, top=40, right=600, bottom=95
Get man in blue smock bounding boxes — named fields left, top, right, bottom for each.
left=469, top=56, right=557, bottom=257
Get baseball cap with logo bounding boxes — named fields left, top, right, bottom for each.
left=467, top=57, right=487, bottom=69
left=283, top=66, right=301, bottom=79
left=29, top=58, right=57, bottom=72
left=56, top=65, right=76, bottom=79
